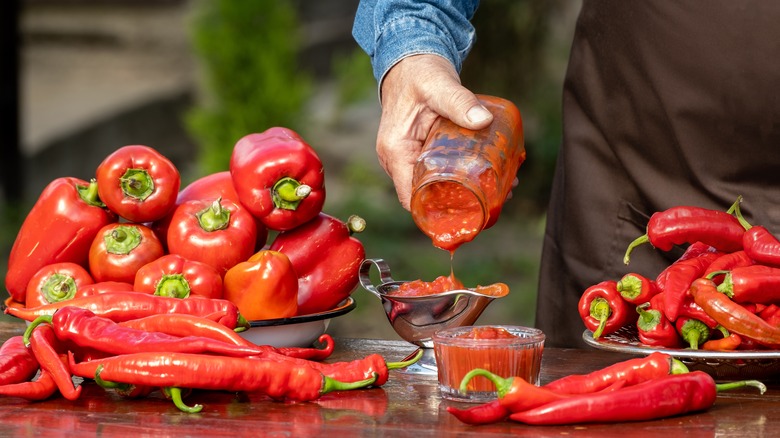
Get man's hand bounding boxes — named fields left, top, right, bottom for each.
left=377, top=54, right=493, bottom=210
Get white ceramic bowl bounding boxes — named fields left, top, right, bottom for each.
left=237, top=297, right=356, bottom=348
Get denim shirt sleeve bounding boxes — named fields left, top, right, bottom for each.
left=352, top=0, right=480, bottom=91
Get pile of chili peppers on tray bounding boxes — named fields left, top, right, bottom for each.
left=447, top=351, right=765, bottom=425
left=579, top=196, right=780, bottom=351
left=4, top=126, right=367, bottom=323
left=0, top=300, right=420, bottom=412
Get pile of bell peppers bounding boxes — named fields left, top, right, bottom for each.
left=580, top=196, right=780, bottom=351
left=4, top=126, right=367, bottom=321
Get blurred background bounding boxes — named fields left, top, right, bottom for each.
left=1, top=0, right=579, bottom=341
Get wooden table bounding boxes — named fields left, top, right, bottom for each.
left=0, top=319, right=778, bottom=437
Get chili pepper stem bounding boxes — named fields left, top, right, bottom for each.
left=167, top=387, right=203, bottom=413
left=272, top=177, right=310, bottom=209
left=590, top=298, right=612, bottom=339
left=321, top=373, right=378, bottom=394
left=23, top=315, right=54, bottom=346
left=387, top=349, right=424, bottom=370
left=458, top=368, right=507, bottom=394
left=94, top=365, right=134, bottom=392
left=76, top=178, right=107, bottom=208
left=716, top=380, right=766, bottom=395
left=623, top=234, right=649, bottom=265
left=670, top=359, right=689, bottom=375
left=120, top=168, right=154, bottom=201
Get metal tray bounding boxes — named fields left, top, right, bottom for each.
left=583, top=326, right=780, bottom=381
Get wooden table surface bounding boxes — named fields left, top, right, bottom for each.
left=0, top=318, right=778, bottom=437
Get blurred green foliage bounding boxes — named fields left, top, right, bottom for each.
left=184, top=0, right=312, bottom=176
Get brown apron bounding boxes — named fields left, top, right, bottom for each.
left=536, top=1, right=780, bottom=348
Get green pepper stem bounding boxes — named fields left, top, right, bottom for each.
left=346, top=215, right=366, bottom=235
left=166, top=387, right=203, bottom=413
left=716, top=379, right=766, bottom=395
left=196, top=198, right=230, bottom=232
left=729, top=196, right=751, bottom=230
left=120, top=168, right=155, bottom=201
left=23, top=315, right=54, bottom=346
left=77, top=178, right=107, bottom=208
left=670, top=358, right=690, bottom=375
left=94, top=365, right=129, bottom=390
left=590, top=297, right=612, bottom=339
left=105, top=225, right=143, bottom=255
left=155, top=274, right=191, bottom=299
left=387, top=349, right=423, bottom=370
left=623, top=234, right=649, bottom=265
left=41, top=273, right=78, bottom=304
left=458, top=368, right=511, bottom=396
left=272, top=177, right=310, bottom=210
left=321, top=373, right=378, bottom=394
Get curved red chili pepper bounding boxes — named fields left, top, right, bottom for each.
left=509, top=371, right=764, bottom=425
left=25, top=324, right=81, bottom=401
left=542, top=351, right=686, bottom=394
left=690, top=278, right=780, bottom=346
left=5, top=291, right=247, bottom=330
left=717, top=265, right=780, bottom=304
left=702, top=327, right=742, bottom=351
left=0, top=336, right=39, bottom=386
left=661, top=247, right=721, bottom=321
left=703, top=250, right=754, bottom=284
left=85, top=352, right=374, bottom=403
left=0, top=369, right=59, bottom=401
left=36, top=307, right=264, bottom=358
left=623, top=198, right=746, bottom=265
left=654, top=241, right=719, bottom=292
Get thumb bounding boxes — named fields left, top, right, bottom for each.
left=429, top=85, right=494, bottom=130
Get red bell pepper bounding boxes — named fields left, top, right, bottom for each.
left=95, top=144, right=181, bottom=223
left=578, top=280, right=635, bottom=339
left=88, top=223, right=165, bottom=284
left=230, top=127, right=326, bottom=231
left=153, top=171, right=269, bottom=251
left=167, top=197, right=257, bottom=276
left=270, top=213, right=366, bottom=315
left=223, top=250, right=298, bottom=320
left=0, top=336, right=39, bottom=386
left=25, top=262, right=94, bottom=308
left=4, top=177, right=116, bottom=304
left=134, top=253, right=223, bottom=299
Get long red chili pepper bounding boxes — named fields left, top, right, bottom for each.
left=5, top=291, right=247, bottom=330
left=543, top=351, right=687, bottom=394
left=702, top=326, right=742, bottom=351
left=578, top=280, right=635, bottom=339
left=0, top=370, right=58, bottom=401
left=84, top=352, right=375, bottom=402
left=703, top=250, right=754, bottom=284
left=661, top=246, right=721, bottom=321
left=690, top=277, right=780, bottom=346
left=29, top=307, right=262, bottom=358
left=0, top=336, right=39, bottom=386
left=25, top=324, right=81, bottom=401
left=449, top=353, right=685, bottom=425
left=509, top=371, right=764, bottom=425
left=654, top=241, right=720, bottom=292
left=623, top=198, right=745, bottom=265
left=118, top=313, right=334, bottom=360
left=717, top=265, right=780, bottom=304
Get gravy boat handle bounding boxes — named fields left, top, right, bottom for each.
left=359, top=258, right=396, bottom=298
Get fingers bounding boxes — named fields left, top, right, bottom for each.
left=376, top=54, right=490, bottom=210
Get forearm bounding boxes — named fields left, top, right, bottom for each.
left=352, top=0, right=480, bottom=89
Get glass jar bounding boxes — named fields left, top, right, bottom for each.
left=410, top=95, right=525, bottom=252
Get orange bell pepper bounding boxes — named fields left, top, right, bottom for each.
left=223, top=250, right=298, bottom=320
